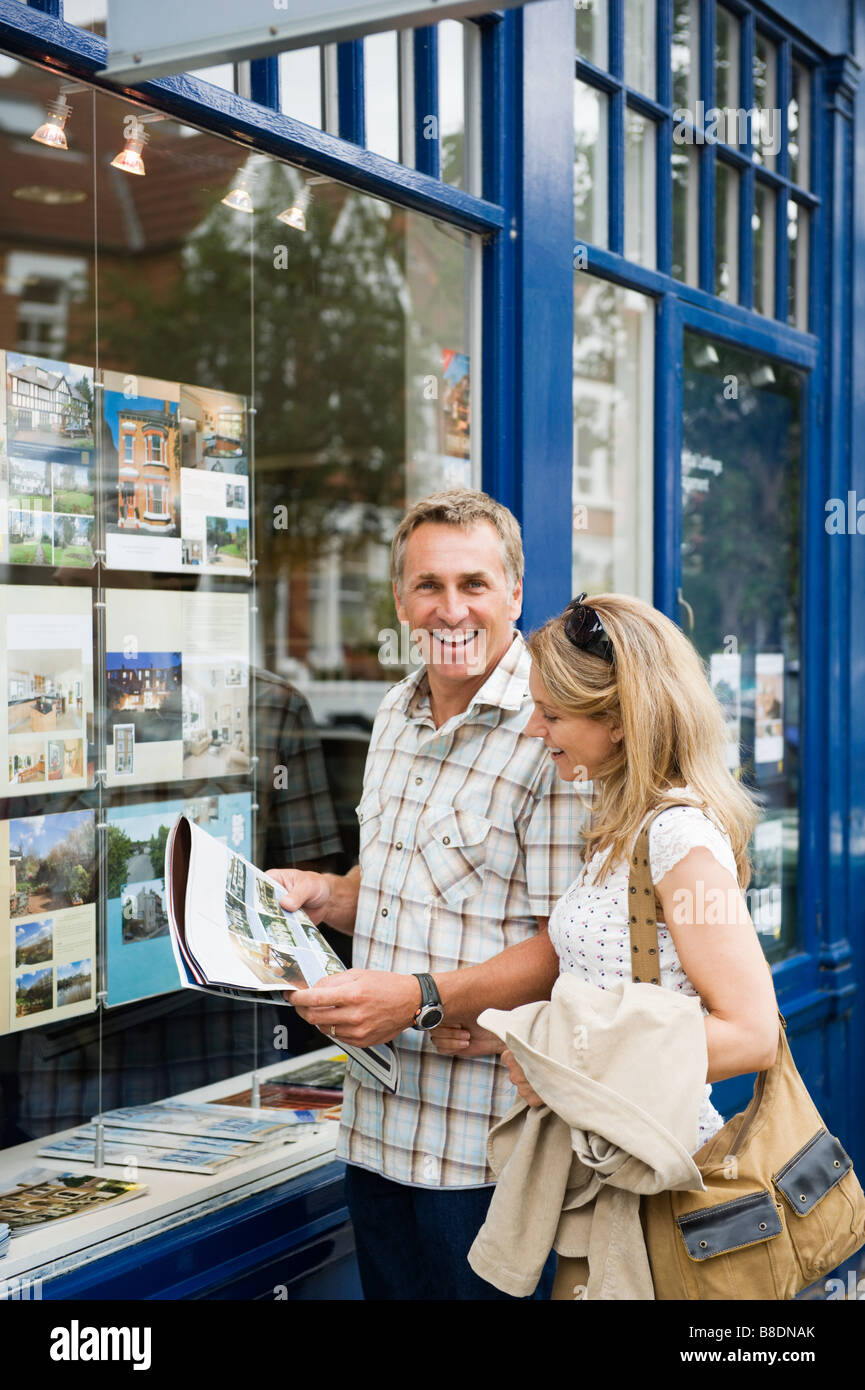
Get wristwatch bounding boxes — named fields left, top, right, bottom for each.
left=412, top=972, right=444, bottom=1030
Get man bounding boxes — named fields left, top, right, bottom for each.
left=269, top=489, right=585, bottom=1300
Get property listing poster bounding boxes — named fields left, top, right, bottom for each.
left=750, top=817, right=784, bottom=940
left=0, top=808, right=96, bottom=1035
left=103, top=373, right=250, bottom=576
left=709, top=652, right=742, bottom=773
left=105, top=792, right=252, bottom=1007
left=104, top=588, right=250, bottom=788
left=1, top=585, right=94, bottom=796
left=755, top=652, right=785, bottom=766
left=2, top=349, right=96, bottom=569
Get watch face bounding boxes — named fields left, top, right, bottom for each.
left=419, top=1004, right=444, bottom=1030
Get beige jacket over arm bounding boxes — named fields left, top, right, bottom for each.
left=467, top=973, right=709, bottom=1300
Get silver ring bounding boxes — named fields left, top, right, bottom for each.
left=330, top=1024, right=337, bottom=1039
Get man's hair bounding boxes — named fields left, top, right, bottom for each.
left=390, top=488, right=524, bottom=596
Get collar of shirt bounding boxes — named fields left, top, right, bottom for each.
left=399, top=628, right=529, bottom=729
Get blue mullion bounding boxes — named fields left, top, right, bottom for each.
left=481, top=9, right=517, bottom=514
left=653, top=293, right=681, bottom=621
left=698, top=0, right=715, bottom=294
left=657, top=108, right=673, bottom=276
left=657, top=0, right=672, bottom=110
left=609, top=0, right=624, bottom=79
left=250, top=58, right=279, bottom=111
left=609, top=87, right=625, bottom=257
left=413, top=26, right=439, bottom=178
left=518, top=0, right=574, bottom=629
left=576, top=57, right=619, bottom=94
left=777, top=37, right=791, bottom=183
left=337, top=39, right=364, bottom=146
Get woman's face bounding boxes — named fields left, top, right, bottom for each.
left=526, top=667, right=622, bottom=782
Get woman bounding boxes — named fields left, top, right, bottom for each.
left=436, top=592, right=779, bottom=1147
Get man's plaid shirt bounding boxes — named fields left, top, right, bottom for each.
left=337, top=630, right=587, bottom=1187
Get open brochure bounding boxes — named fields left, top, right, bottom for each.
left=38, top=1126, right=306, bottom=1175
left=0, top=1168, right=147, bottom=1234
left=165, top=816, right=400, bottom=1093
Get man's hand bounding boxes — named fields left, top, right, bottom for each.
left=287, top=969, right=422, bottom=1047
left=501, top=1047, right=544, bottom=1107
left=430, top=1018, right=505, bottom=1058
left=266, top=868, right=331, bottom=925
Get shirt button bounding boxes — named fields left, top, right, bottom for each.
left=381, top=908, right=389, bottom=917
left=414, top=776, right=423, bottom=785
left=442, top=836, right=450, bottom=845
left=395, top=842, right=403, bottom=851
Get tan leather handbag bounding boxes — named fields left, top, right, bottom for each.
left=630, top=809, right=865, bottom=1300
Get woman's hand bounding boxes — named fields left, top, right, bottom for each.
left=431, top=1019, right=505, bottom=1057
left=501, top=1047, right=544, bottom=1107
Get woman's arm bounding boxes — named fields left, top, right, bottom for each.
left=654, top=845, right=779, bottom=1082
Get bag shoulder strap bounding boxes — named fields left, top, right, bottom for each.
left=627, top=806, right=676, bottom=986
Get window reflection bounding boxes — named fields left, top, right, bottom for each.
left=715, top=159, right=738, bottom=301
left=574, top=80, right=608, bottom=247
left=681, top=336, right=802, bottom=959
left=672, top=0, right=700, bottom=114
left=624, top=111, right=656, bottom=269
left=573, top=278, right=653, bottom=600
left=575, top=0, right=609, bottom=69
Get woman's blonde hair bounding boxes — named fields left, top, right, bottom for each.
left=528, top=593, right=760, bottom=887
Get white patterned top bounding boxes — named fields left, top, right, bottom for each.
left=548, top=793, right=740, bottom=1152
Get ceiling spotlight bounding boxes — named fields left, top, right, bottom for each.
left=277, top=184, right=311, bottom=232
left=693, top=343, right=720, bottom=368
left=222, top=172, right=254, bottom=213
left=111, top=119, right=148, bottom=176
left=31, top=95, right=71, bottom=150
left=751, top=364, right=776, bottom=387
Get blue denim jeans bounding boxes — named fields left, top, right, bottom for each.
left=343, top=1162, right=555, bottom=1301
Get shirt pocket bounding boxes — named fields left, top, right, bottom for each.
left=355, top=787, right=384, bottom=859
left=419, top=804, right=491, bottom=907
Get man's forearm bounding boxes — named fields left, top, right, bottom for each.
left=320, top=864, right=361, bottom=935
left=433, top=925, right=559, bottom=1021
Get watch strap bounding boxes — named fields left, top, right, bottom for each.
left=413, top=972, right=441, bottom=1012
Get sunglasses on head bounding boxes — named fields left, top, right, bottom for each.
left=563, top=593, right=615, bottom=665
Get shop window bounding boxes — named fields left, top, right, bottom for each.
left=789, top=61, right=810, bottom=191
left=715, top=158, right=739, bottom=301
left=573, top=278, right=654, bottom=600
left=624, top=109, right=656, bottom=269
left=0, top=54, right=478, bottom=1160
left=681, top=337, right=802, bottom=960
left=574, top=78, right=608, bottom=247
left=364, top=31, right=400, bottom=163
left=672, top=143, right=699, bottom=286
left=278, top=47, right=323, bottom=131
left=438, top=19, right=466, bottom=190
left=753, top=180, right=776, bottom=317
left=714, top=4, right=740, bottom=142
left=787, top=199, right=809, bottom=331
left=624, top=0, right=656, bottom=98
left=672, top=0, right=700, bottom=113
left=575, top=0, right=609, bottom=70
left=752, top=31, right=777, bottom=171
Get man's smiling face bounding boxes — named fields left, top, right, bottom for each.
left=394, top=520, right=523, bottom=687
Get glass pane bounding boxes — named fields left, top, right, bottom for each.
left=624, top=0, right=656, bottom=98
left=753, top=182, right=776, bottom=317
left=789, top=61, right=810, bottom=189
left=672, top=143, right=699, bottom=285
left=0, top=56, right=478, bottom=1156
left=63, top=0, right=107, bottom=33
left=364, top=31, right=400, bottom=162
left=752, top=32, right=778, bottom=170
left=573, top=280, right=654, bottom=601
left=714, top=4, right=740, bottom=141
left=438, top=19, right=465, bottom=189
left=187, top=65, right=237, bottom=93
left=787, top=200, right=809, bottom=331
left=672, top=0, right=700, bottom=114
left=624, top=111, right=656, bottom=269
left=715, top=159, right=738, bottom=301
left=681, top=336, right=803, bottom=960
left=575, top=0, right=609, bottom=69
left=574, top=80, right=608, bottom=247
left=279, top=48, right=323, bottom=130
